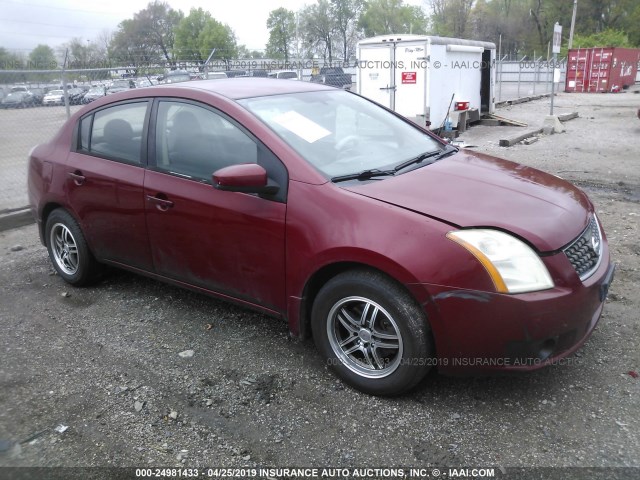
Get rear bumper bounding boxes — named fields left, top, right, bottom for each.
left=415, top=255, right=614, bottom=374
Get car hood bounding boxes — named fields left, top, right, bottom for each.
left=343, top=150, right=591, bottom=252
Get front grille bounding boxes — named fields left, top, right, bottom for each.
left=563, top=216, right=602, bottom=280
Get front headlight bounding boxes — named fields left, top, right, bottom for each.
left=447, top=229, right=554, bottom=294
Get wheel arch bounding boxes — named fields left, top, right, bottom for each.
left=297, top=260, right=433, bottom=343
left=39, top=202, right=65, bottom=246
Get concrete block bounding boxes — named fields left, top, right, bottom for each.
left=543, top=115, right=565, bottom=134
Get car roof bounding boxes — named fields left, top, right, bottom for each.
left=153, top=78, right=333, bottom=100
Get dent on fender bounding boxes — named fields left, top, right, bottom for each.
left=433, top=290, right=492, bottom=303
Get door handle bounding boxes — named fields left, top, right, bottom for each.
left=146, top=194, right=174, bottom=211
left=68, top=171, right=85, bottom=185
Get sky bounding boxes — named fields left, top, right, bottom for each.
left=0, top=0, right=426, bottom=54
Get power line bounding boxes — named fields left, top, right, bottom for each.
left=0, top=30, right=88, bottom=40
left=0, top=19, right=107, bottom=30
left=0, top=0, right=124, bottom=16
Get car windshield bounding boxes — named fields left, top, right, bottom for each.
left=239, top=90, right=443, bottom=178
left=48, top=90, right=63, bottom=95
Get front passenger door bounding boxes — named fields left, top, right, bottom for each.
left=143, top=99, right=288, bottom=313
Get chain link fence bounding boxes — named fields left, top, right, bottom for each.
left=496, top=58, right=567, bottom=102
left=0, top=59, right=569, bottom=212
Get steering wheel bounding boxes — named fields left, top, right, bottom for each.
left=335, top=135, right=361, bottom=152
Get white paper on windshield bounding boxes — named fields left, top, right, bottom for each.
left=272, top=111, right=331, bottom=143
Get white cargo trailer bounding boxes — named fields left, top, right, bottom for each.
left=356, top=35, right=496, bottom=130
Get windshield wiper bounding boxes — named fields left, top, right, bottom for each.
left=394, top=145, right=459, bottom=173
left=331, top=169, right=396, bottom=183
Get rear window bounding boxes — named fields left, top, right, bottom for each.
left=78, top=102, right=148, bottom=164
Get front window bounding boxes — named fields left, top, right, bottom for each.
left=239, top=90, right=443, bottom=178
left=154, top=101, right=257, bottom=182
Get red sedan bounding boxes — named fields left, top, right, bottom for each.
left=28, top=79, right=614, bottom=395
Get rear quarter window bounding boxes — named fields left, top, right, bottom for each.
left=78, top=102, right=148, bottom=164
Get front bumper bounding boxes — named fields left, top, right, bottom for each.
left=413, top=251, right=614, bottom=374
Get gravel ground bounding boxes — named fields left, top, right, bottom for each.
left=0, top=90, right=639, bottom=479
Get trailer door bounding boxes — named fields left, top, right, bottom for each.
left=357, top=44, right=394, bottom=109
left=393, top=42, right=428, bottom=126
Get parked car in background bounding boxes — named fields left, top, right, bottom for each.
left=8, top=86, right=36, bottom=105
left=27, top=79, right=614, bottom=396
left=10, top=85, right=30, bottom=94
left=29, top=88, right=46, bottom=105
left=67, top=87, right=86, bottom=105
left=268, top=70, right=299, bottom=80
left=42, top=90, right=65, bottom=106
left=163, top=70, right=191, bottom=84
left=207, top=72, right=228, bottom=80
left=248, top=69, right=268, bottom=78
left=106, top=86, right=129, bottom=95
left=1, top=91, right=35, bottom=108
left=116, top=79, right=136, bottom=89
left=83, top=86, right=107, bottom=104
left=310, top=66, right=353, bottom=89
left=106, top=80, right=134, bottom=96
left=223, top=70, right=247, bottom=78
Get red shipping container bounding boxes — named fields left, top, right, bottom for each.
left=565, top=47, right=640, bottom=93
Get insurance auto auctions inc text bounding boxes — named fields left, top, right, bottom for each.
left=170, top=467, right=497, bottom=478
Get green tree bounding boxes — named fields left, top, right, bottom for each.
left=0, top=48, right=26, bottom=83
left=621, top=2, right=640, bottom=46
left=28, top=44, right=56, bottom=69
left=331, top=0, right=364, bottom=60
left=266, top=8, right=296, bottom=61
left=0, top=47, right=23, bottom=69
left=134, top=1, right=183, bottom=64
left=110, top=20, right=161, bottom=73
left=108, top=1, right=182, bottom=69
left=174, top=8, right=237, bottom=65
left=301, top=0, right=335, bottom=61
left=359, top=0, right=427, bottom=38
left=570, top=29, right=632, bottom=49
left=427, top=0, right=474, bottom=37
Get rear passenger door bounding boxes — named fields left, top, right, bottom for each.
left=143, top=99, right=288, bottom=313
left=67, top=100, right=153, bottom=270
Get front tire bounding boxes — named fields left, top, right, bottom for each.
left=312, top=269, right=433, bottom=395
left=45, top=209, right=101, bottom=286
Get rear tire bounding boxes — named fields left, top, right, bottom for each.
left=312, top=269, right=433, bottom=396
left=45, top=209, right=101, bottom=286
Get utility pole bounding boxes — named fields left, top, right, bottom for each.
left=204, top=48, right=216, bottom=79
left=62, top=48, right=70, bottom=119
left=550, top=23, right=562, bottom=116
left=568, top=0, right=578, bottom=50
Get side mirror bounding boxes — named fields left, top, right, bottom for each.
left=213, top=164, right=279, bottom=195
